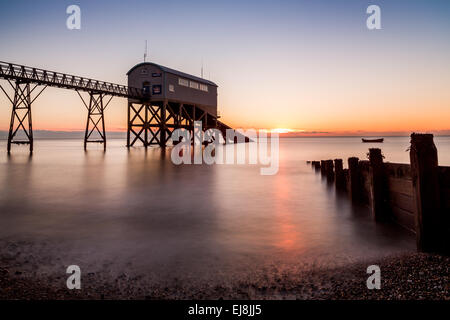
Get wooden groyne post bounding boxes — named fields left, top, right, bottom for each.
left=320, top=160, right=326, bottom=175
left=368, top=148, right=389, bottom=221
left=310, top=161, right=320, bottom=172
left=313, top=161, right=321, bottom=172
left=410, top=133, right=442, bottom=253
left=310, top=133, right=449, bottom=254
left=334, top=159, right=345, bottom=190
left=348, top=157, right=361, bottom=202
left=325, top=160, right=334, bottom=182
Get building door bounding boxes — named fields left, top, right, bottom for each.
left=142, top=81, right=151, bottom=97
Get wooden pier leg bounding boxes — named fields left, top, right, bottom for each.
left=410, top=133, right=442, bottom=252
left=369, top=148, right=388, bottom=221
left=334, top=159, right=345, bottom=190
left=348, top=157, right=360, bottom=202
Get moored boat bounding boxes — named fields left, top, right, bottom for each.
left=362, top=138, right=384, bottom=143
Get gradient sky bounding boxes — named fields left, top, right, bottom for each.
left=1, top=0, right=450, bottom=134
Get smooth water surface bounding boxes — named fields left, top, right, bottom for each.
left=2, top=137, right=440, bottom=281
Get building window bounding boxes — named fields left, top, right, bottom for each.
left=200, top=84, right=208, bottom=92
left=152, top=85, right=161, bottom=94
left=152, top=73, right=161, bottom=77
left=178, top=78, right=189, bottom=87
left=169, top=84, right=175, bottom=92
left=189, top=81, right=199, bottom=90
left=141, top=69, right=148, bottom=75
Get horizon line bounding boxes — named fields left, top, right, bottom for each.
left=1, top=129, right=450, bottom=139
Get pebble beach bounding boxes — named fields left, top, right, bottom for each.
left=1, top=251, right=448, bottom=300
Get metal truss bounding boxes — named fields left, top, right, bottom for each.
left=77, top=91, right=113, bottom=150
left=127, top=101, right=218, bottom=148
left=0, top=80, right=47, bottom=152
left=127, top=102, right=164, bottom=147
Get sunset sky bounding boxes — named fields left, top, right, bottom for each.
left=1, top=0, right=450, bottom=135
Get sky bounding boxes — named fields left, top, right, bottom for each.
left=0, top=0, right=450, bottom=135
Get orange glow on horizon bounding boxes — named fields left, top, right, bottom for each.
left=2, top=126, right=448, bottom=137
left=271, top=128, right=295, bottom=134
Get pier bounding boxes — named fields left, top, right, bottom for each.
left=310, top=133, right=450, bottom=255
left=0, top=60, right=236, bottom=152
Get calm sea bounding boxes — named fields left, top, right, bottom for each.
left=0, top=137, right=448, bottom=283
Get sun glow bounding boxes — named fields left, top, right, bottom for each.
left=271, top=128, right=293, bottom=134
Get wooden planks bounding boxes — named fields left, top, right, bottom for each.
left=391, top=205, right=416, bottom=233
left=389, top=191, right=416, bottom=214
left=387, top=177, right=413, bottom=197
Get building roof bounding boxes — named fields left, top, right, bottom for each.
left=127, top=62, right=217, bottom=87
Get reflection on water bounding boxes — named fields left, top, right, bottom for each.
left=0, top=137, right=423, bottom=281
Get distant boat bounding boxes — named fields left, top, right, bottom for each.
left=362, top=138, right=384, bottom=143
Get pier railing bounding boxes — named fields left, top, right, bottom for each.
left=309, top=133, right=449, bottom=255
left=0, top=60, right=147, bottom=152
left=0, top=61, right=142, bottom=99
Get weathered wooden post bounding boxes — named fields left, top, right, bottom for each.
left=343, top=169, right=349, bottom=193
left=410, top=133, right=442, bottom=252
left=313, top=161, right=321, bottom=172
left=369, top=148, right=389, bottom=221
left=325, top=160, right=334, bottom=182
left=348, top=157, right=360, bottom=202
left=334, top=159, right=345, bottom=190
left=320, top=160, right=326, bottom=176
